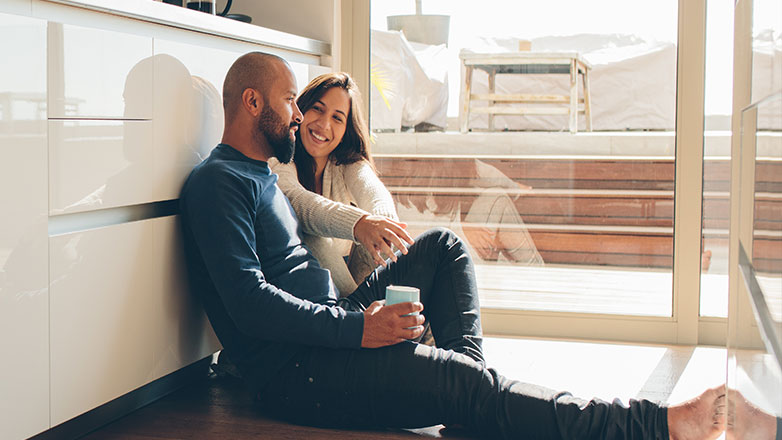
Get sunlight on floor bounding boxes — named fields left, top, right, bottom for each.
left=483, top=336, right=726, bottom=406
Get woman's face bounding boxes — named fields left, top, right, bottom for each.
left=300, top=87, right=351, bottom=164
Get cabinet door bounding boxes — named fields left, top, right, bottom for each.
left=47, top=22, right=153, bottom=119
left=49, top=216, right=219, bottom=426
left=0, top=12, right=50, bottom=440
left=49, top=219, right=155, bottom=426
left=48, top=120, right=154, bottom=214
left=149, top=217, right=220, bottom=380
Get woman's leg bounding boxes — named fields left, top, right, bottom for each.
left=346, top=242, right=377, bottom=286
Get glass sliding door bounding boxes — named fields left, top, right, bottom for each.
left=363, top=0, right=711, bottom=343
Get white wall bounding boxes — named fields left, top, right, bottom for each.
left=217, top=0, right=335, bottom=44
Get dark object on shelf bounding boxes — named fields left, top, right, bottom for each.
left=187, top=0, right=214, bottom=14
left=163, top=0, right=183, bottom=6
left=217, top=1, right=252, bottom=24
left=217, top=0, right=232, bottom=16
left=225, top=14, right=252, bottom=23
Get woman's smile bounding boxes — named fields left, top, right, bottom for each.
left=301, top=87, right=351, bottom=163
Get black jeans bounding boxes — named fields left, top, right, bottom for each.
left=257, top=228, right=669, bottom=439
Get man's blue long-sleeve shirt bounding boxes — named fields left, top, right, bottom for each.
left=180, top=144, right=364, bottom=391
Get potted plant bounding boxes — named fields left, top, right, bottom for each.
left=386, top=0, right=450, bottom=46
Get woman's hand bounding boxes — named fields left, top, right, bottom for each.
left=353, top=215, right=415, bottom=267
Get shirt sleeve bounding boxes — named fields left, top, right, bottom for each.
left=270, top=158, right=367, bottom=241
left=343, top=160, right=399, bottom=221
left=181, top=167, right=364, bottom=349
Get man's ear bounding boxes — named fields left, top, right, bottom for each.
left=241, top=88, right=263, bottom=117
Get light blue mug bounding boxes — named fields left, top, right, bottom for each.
left=385, top=285, right=420, bottom=316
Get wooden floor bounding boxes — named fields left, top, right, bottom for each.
left=81, top=337, right=730, bottom=440
left=80, top=374, right=464, bottom=440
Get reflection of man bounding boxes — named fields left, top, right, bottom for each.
left=180, top=51, right=727, bottom=438
left=727, top=389, right=781, bottom=439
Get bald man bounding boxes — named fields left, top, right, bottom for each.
left=179, top=52, right=727, bottom=439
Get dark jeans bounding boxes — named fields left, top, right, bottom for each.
left=257, top=228, right=669, bottom=439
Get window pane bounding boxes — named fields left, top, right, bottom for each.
left=370, top=0, right=678, bottom=316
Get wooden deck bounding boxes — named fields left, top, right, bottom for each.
left=375, top=155, right=781, bottom=272
left=471, top=262, right=773, bottom=319
left=475, top=264, right=675, bottom=316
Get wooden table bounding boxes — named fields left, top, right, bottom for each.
left=459, top=51, right=593, bottom=133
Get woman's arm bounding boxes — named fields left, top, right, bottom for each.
left=270, top=157, right=366, bottom=241
left=342, top=160, right=415, bottom=268
left=270, top=158, right=413, bottom=265
left=342, top=160, right=399, bottom=221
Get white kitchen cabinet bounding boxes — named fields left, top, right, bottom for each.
left=0, top=0, right=31, bottom=16
left=0, top=12, right=50, bottom=440
left=47, top=22, right=153, bottom=119
left=49, top=219, right=154, bottom=426
left=48, top=120, right=154, bottom=213
left=0, top=1, right=330, bottom=437
left=148, top=217, right=219, bottom=380
left=49, top=216, right=217, bottom=426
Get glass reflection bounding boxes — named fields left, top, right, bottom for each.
left=727, top=91, right=781, bottom=439
left=49, top=54, right=222, bottom=214
left=377, top=155, right=675, bottom=316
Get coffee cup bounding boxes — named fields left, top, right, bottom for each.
left=385, top=285, right=420, bottom=315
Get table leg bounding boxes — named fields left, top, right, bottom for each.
left=569, top=58, right=578, bottom=133
left=488, top=68, right=496, bottom=131
left=460, top=65, right=473, bottom=133
left=583, top=64, right=593, bottom=132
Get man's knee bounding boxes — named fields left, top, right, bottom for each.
left=412, top=228, right=472, bottom=265
left=418, top=227, right=462, bottom=250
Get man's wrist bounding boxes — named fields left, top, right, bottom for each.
left=342, top=310, right=365, bottom=349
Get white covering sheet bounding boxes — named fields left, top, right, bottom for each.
left=461, top=34, right=677, bottom=131
left=370, top=31, right=781, bottom=132
left=752, top=30, right=782, bottom=130
left=370, top=29, right=449, bottom=131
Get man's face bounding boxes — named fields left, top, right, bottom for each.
left=256, top=66, right=303, bottom=163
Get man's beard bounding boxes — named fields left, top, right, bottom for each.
left=257, top=105, right=297, bottom=164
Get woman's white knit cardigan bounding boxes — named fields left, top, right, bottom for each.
left=269, top=157, right=398, bottom=296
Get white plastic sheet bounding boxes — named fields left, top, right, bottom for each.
left=461, top=34, right=677, bottom=131
left=370, top=29, right=449, bottom=131
left=752, top=30, right=782, bottom=130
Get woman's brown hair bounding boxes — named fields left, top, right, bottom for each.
left=294, top=72, right=373, bottom=192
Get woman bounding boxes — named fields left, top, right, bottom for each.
left=270, top=72, right=411, bottom=296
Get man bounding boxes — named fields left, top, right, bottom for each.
left=180, top=51, right=726, bottom=439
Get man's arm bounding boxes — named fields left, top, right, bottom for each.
left=181, top=169, right=364, bottom=349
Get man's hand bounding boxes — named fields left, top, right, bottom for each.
left=361, top=300, right=425, bottom=348
left=353, top=215, right=415, bottom=267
